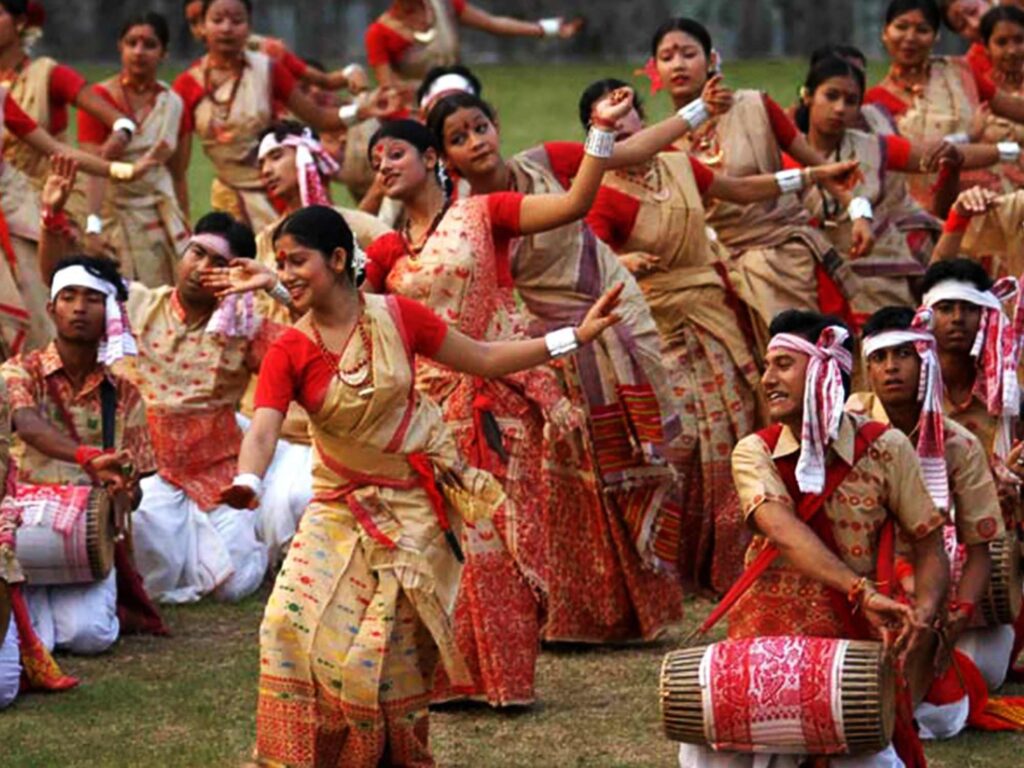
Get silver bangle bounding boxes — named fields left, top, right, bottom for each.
left=775, top=168, right=804, bottom=194
left=998, top=141, right=1021, bottom=163
left=943, top=132, right=970, bottom=145
left=266, top=279, right=293, bottom=307
left=545, top=327, right=579, bottom=358
left=539, top=17, right=561, bottom=37
left=338, top=103, right=360, bottom=127
left=341, top=63, right=362, bottom=80
left=677, top=98, right=710, bottom=131
left=85, top=214, right=104, bottom=235
left=112, top=117, right=137, bottom=139
left=848, top=196, right=874, bottom=221
left=584, top=127, right=615, bottom=159
left=232, top=473, right=263, bottom=499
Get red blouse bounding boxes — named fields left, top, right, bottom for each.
left=364, top=192, right=525, bottom=291
left=3, top=94, right=38, bottom=138
left=171, top=58, right=298, bottom=127
left=762, top=94, right=800, bottom=148
left=365, top=0, right=467, bottom=67
left=77, top=83, right=187, bottom=144
left=586, top=157, right=715, bottom=251
left=254, top=298, right=449, bottom=415
left=781, top=134, right=913, bottom=174
left=33, top=62, right=86, bottom=136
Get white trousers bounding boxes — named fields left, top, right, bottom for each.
left=956, top=624, right=1016, bottom=691
left=23, top=568, right=119, bottom=655
left=234, top=413, right=313, bottom=563
left=132, top=475, right=268, bottom=604
left=916, top=695, right=970, bottom=740
left=678, top=744, right=905, bottom=768
left=0, top=616, right=20, bottom=709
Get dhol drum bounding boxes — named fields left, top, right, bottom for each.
left=4, top=484, right=115, bottom=585
left=947, top=527, right=1022, bottom=626
left=661, top=636, right=895, bottom=756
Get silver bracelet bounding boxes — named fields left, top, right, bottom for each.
left=539, top=17, right=561, bottom=37
left=998, top=141, right=1021, bottom=163
left=338, top=103, right=360, bottom=127
left=85, top=214, right=104, bottom=235
left=584, top=127, right=615, bottom=159
left=545, top=327, right=579, bottom=358
left=112, top=117, right=137, bottom=139
left=943, top=132, right=970, bottom=145
left=341, top=63, right=362, bottom=80
left=232, top=472, right=263, bottom=499
left=677, top=98, right=710, bottom=131
left=266, top=279, right=293, bottom=307
left=848, top=196, right=874, bottom=221
left=774, top=168, right=804, bottom=194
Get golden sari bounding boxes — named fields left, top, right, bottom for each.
left=257, top=293, right=500, bottom=767
left=96, top=84, right=189, bottom=287
left=677, top=90, right=857, bottom=326
left=972, top=73, right=1024, bottom=193
left=382, top=197, right=559, bottom=703
left=187, top=51, right=278, bottom=232
left=1, top=57, right=55, bottom=188
left=599, top=153, right=763, bottom=593
left=801, top=129, right=940, bottom=317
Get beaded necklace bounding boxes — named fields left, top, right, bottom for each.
left=401, top=200, right=450, bottom=255
left=0, top=54, right=28, bottom=89
left=311, top=316, right=374, bottom=392
left=615, top=158, right=671, bottom=202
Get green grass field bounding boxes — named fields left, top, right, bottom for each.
left=1, top=60, right=1022, bottom=766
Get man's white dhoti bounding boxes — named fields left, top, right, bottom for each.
left=132, top=475, right=268, bottom=604
left=0, top=615, right=20, bottom=709
left=23, top=569, right=119, bottom=655
left=678, top=744, right=905, bottom=768
left=957, top=624, right=1016, bottom=691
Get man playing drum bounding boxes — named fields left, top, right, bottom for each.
left=0, top=255, right=154, bottom=655
left=677, top=310, right=949, bottom=768
left=851, top=305, right=1005, bottom=739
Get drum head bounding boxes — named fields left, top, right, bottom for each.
left=86, top=489, right=116, bottom=580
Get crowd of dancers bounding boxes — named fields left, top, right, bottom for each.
left=1, top=0, right=1024, bottom=766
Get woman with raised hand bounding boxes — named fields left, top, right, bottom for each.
left=215, top=204, right=622, bottom=765
left=77, top=12, right=190, bottom=288
left=171, top=0, right=398, bottom=231
left=649, top=16, right=866, bottom=328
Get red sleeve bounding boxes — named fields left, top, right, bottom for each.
left=883, top=135, right=913, bottom=172
left=279, top=48, right=308, bottom=79
left=864, top=85, right=909, bottom=118
left=689, top=157, right=715, bottom=195
left=254, top=330, right=334, bottom=414
left=172, top=69, right=205, bottom=126
left=487, top=191, right=525, bottom=239
left=395, top=296, right=449, bottom=357
left=2, top=95, right=38, bottom=139
left=542, top=142, right=586, bottom=189
left=762, top=94, right=798, bottom=148
left=780, top=152, right=803, bottom=170
left=76, top=84, right=117, bottom=144
left=270, top=60, right=297, bottom=103
left=49, top=64, right=87, bottom=104
left=586, top=186, right=640, bottom=252
left=451, top=0, right=467, bottom=16
left=365, top=22, right=411, bottom=67
left=364, top=232, right=408, bottom=292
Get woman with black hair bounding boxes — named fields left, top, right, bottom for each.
left=208, top=204, right=622, bottom=765
left=77, top=12, right=190, bottom=288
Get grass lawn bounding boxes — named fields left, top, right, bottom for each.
left=2, top=60, right=1021, bottom=765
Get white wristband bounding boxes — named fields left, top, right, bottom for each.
left=112, top=117, right=137, bottom=138
left=266, top=279, right=293, bottom=307
left=775, top=168, right=805, bottom=194
left=677, top=98, right=711, bottom=131
left=584, top=127, right=615, bottom=158
left=539, top=17, right=561, bottom=37
left=338, top=103, right=360, bottom=127
left=943, top=132, right=970, bottom=145
left=232, top=473, right=263, bottom=499
left=545, top=327, right=579, bottom=358
left=85, top=214, right=103, bottom=235
left=848, top=196, right=874, bottom=221
left=998, top=141, right=1021, bottom=163
left=341, top=63, right=362, bottom=80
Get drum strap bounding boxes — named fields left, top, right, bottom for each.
left=695, top=420, right=889, bottom=637
left=100, top=378, right=117, bottom=451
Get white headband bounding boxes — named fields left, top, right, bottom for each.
left=51, top=265, right=137, bottom=365
left=861, top=329, right=934, bottom=359
left=420, top=73, right=475, bottom=108
left=922, top=280, right=1004, bottom=312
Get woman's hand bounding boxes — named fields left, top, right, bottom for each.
left=576, top=282, right=624, bottom=344
left=356, top=87, right=404, bottom=121
left=809, top=159, right=862, bottom=190
left=200, top=258, right=278, bottom=299
left=849, top=217, right=876, bottom=260
left=618, top=252, right=659, bottom=276
left=700, top=74, right=734, bottom=118
left=952, top=185, right=999, bottom=218
left=218, top=484, right=260, bottom=510
left=41, top=155, right=79, bottom=213
left=556, top=17, right=585, bottom=39
left=591, top=87, right=635, bottom=126
left=919, top=140, right=964, bottom=173
left=128, top=140, right=173, bottom=179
